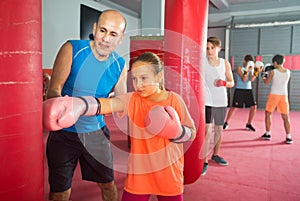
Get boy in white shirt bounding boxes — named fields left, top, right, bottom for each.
left=261, top=54, right=293, bottom=144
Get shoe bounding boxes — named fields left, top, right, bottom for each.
left=223, top=122, right=228, bottom=130
left=246, top=124, right=256, bottom=132
left=261, top=133, right=271, bottom=140
left=211, top=155, right=228, bottom=166
left=201, top=163, right=208, bottom=176
left=286, top=138, right=293, bottom=144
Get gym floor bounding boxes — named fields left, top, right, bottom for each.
left=43, top=109, right=300, bottom=201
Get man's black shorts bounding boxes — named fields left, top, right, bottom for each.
left=46, top=126, right=114, bottom=192
left=231, top=89, right=256, bottom=108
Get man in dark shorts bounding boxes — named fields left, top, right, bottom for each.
left=44, top=10, right=127, bottom=201
left=223, top=54, right=259, bottom=131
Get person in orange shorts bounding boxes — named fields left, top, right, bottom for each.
left=43, top=52, right=196, bottom=201
left=261, top=54, right=293, bottom=144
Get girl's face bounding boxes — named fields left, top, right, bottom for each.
left=131, top=61, right=161, bottom=98
left=206, top=42, right=220, bottom=59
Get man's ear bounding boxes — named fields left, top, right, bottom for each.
left=117, top=33, right=124, bottom=45
left=92, top=22, right=97, bottom=37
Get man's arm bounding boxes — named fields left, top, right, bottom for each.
left=263, top=70, right=274, bottom=85
left=236, top=66, right=248, bottom=82
left=113, top=64, right=128, bottom=96
left=249, top=73, right=257, bottom=82
left=46, top=42, right=73, bottom=99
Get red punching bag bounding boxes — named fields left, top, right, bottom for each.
left=0, top=0, right=44, bottom=200
left=164, top=0, right=209, bottom=184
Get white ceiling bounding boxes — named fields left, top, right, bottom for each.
left=105, top=0, right=300, bottom=27
left=208, top=0, right=300, bottom=27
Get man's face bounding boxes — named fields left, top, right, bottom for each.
left=92, top=12, right=125, bottom=59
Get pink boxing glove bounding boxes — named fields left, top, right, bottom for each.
left=214, top=79, right=227, bottom=87
left=43, top=96, right=99, bottom=131
left=144, top=105, right=192, bottom=143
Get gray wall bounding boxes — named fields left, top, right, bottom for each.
left=42, top=0, right=140, bottom=69
left=229, top=25, right=300, bottom=110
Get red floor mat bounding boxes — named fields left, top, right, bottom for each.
left=43, top=109, right=300, bottom=201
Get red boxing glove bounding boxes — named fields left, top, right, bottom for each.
left=43, top=96, right=99, bottom=131
left=215, top=79, right=227, bottom=87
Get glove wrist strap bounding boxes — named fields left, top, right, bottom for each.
left=94, top=97, right=101, bottom=115
left=171, top=125, right=192, bottom=143
left=77, top=96, right=89, bottom=115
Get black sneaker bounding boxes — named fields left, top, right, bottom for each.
left=223, top=122, right=228, bottom=130
left=211, top=155, right=228, bottom=166
left=201, top=163, right=208, bottom=176
left=261, top=133, right=271, bottom=140
left=286, top=138, right=293, bottom=144
left=246, top=124, right=256, bottom=131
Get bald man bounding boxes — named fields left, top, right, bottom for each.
left=45, top=10, right=127, bottom=201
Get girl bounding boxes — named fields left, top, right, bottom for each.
left=43, top=52, right=196, bottom=201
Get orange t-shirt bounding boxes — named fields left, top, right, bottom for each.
left=117, top=91, right=195, bottom=196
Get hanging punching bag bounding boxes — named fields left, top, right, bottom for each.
left=0, top=0, right=44, bottom=200
left=164, top=0, right=209, bottom=184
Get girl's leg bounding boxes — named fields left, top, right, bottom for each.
left=157, top=194, right=183, bottom=201
left=121, top=190, right=150, bottom=201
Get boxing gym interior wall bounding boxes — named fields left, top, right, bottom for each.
left=229, top=25, right=300, bottom=110
left=42, top=0, right=140, bottom=69
left=42, top=0, right=300, bottom=111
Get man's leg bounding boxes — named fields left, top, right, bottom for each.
left=213, top=125, right=223, bottom=156
left=265, top=111, right=272, bottom=132
left=247, top=105, right=256, bottom=125
left=261, top=110, right=272, bottom=140
left=211, top=107, right=228, bottom=165
left=49, top=189, right=71, bottom=201
left=98, top=181, right=118, bottom=201
left=281, top=113, right=293, bottom=144
left=203, top=123, right=213, bottom=163
left=79, top=128, right=117, bottom=200
left=201, top=123, right=212, bottom=175
left=211, top=125, right=228, bottom=166
left=47, top=131, right=80, bottom=201
left=224, top=107, right=236, bottom=123
left=281, top=113, right=290, bottom=134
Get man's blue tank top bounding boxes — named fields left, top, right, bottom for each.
left=235, top=66, right=252, bottom=89
left=62, top=40, right=125, bottom=133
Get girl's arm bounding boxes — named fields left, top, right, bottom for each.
left=98, top=97, right=125, bottom=114
left=176, top=94, right=197, bottom=141
left=43, top=95, right=126, bottom=131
